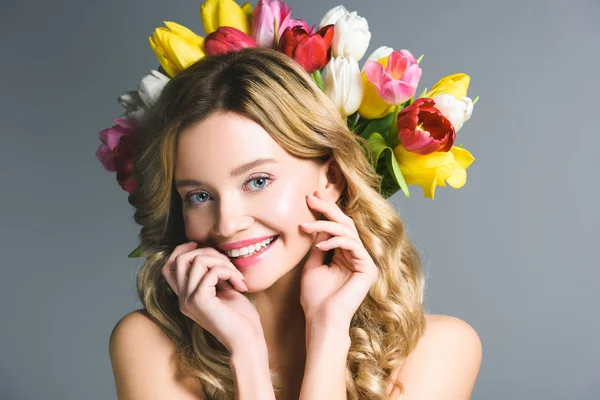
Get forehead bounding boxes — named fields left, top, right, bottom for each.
left=175, top=112, right=288, bottom=177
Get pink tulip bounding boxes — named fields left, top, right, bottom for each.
left=251, top=0, right=293, bottom=47
left=364, top=49, right=422, bottom=106
left=205, top=26, right=258, bottom=56
left=96, top=117, right=139, bottom=193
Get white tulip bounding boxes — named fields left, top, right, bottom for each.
left=331, top=11, right=371, bottom=62
left=433, top=94, right=474, bottom=132
left=118, top=91, right=147, bottom=122
left=324, top=56, right=364, bottom=117
left=362, top=45, right=394, bottom=71
left=118, top=70, right=170, bottom=122
left=138, top=70, right=169, bottom=109
left=319, top=5, right=349, bottom=28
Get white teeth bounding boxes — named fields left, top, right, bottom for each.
left=226, top=236, right=276, bottom=258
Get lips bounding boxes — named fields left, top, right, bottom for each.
left=218, top=234, right=277, bottom=251
left=229, top=235, right=279, bottom=269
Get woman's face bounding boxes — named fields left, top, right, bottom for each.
left=174, top=111, right=334, bottom=291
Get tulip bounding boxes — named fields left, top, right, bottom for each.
left=96, top=118, right=139, bottom=193
left=425, top=73, right=470, bottom=99
left=357, top=52, right=394, bottom=119
left=324, top=56, right=364, bottom=117
left=200, top=0, right=252, bottom=35
left=137, top=70, right=170, bottom=109
left=278, top=25, right=334, bottom=73
left=362, top=45, right=393, bottom=71
left=205, top=26, right=257, bottom=55
left=252, top=0, right=293, bottom=47
left=330, top=11, right=371, bottom=61
left=319, top=6, right=370, bottom=61
left=363, top=49, right=422, bottom=106
left=117, top=70, right=170, bottom=123
left=396, top=98, right=455, bottom=155
left=148, top=21, right=206, bottom=77
left=118, top=92, right=146, bottom=123
left=431, top=94, right=473, bottom=133
left=288, top=18, right=315, bottom=34
left=395, top=144, right=475, bottom=199
left=319, top=5, right=349, bottom=27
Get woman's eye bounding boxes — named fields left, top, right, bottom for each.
left=187, top=192, right=210, bottom=205
left=185, top=175, right=272, bottom=207
left=247, top=176, right=270, bottom=191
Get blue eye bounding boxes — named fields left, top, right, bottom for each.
left=184, top=174, right=273, bottom=207
left=247, top=176, right=269, bottom=190
left=188, top=192, right=210, bottom=204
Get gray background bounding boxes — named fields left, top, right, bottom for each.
left=1, top=0, right=598, bottom=399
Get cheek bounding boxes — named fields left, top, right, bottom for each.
left=269, top=179, right=318, bottom=224
left=183, top=212, right=212, bottom=243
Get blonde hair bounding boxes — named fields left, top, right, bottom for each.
left=129, top=47, right=426, bottom=399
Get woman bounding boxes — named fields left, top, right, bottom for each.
left=108, top=47, right=482, bottom=399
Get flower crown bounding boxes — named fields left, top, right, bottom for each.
left=96, top=0, right=480, bottom=257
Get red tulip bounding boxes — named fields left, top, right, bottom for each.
left=204, top=26, right=258, bottom=56
left=278, top=24, right=334, bottom=74
left=397, top=98, right=455, bottom=155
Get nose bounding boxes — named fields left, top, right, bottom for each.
left=210, top=194, right=253, bottom=239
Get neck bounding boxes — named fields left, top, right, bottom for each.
left=252, top=263, right=306, bottom=356
left=248, top=258, right=310, bottom=398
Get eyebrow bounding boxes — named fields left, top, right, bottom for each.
left=175, top=158, right=278, bottom=189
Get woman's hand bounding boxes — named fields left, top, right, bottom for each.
left=161, top=242, right=266, bottom=353
left=299, top=190, right=379, bottom=330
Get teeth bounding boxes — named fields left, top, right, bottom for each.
left=226, top=236, right=276, bottom=258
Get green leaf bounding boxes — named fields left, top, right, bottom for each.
left=386, top=146, right=410, bottom=198
left=359, top=112, right=395, bottom=140
left=366, top=133, right=410, bottom=198
left=472, top=95, right=480, bottom=106
left=127, top=244, right=143, bottom=258
left=416, top=54, right=424, bottom=64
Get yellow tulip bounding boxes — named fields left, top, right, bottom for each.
left=241, top=1, right=253, bottom=28
left=425, top=73, right=470, bottom=99
left=357, top=55, right=395, bottom=119
left=394, top=144, right=475, bottom=199
left=200, top=0, right=251, bottom=36
left=149, top=21, right=206, bottom=77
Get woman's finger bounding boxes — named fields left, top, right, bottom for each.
left=300, top=220, right=357, bottom=240
left=316, top=236, right=369, bottom=264
left=193, top=267, right=248, bottom=302
left=307, top=192, right=357, bottom=234
left=185, top=256, right=244, bottom=298
left=162, top=242, right=198, bottom=296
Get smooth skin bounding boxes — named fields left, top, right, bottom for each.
left=109, top=112, right=482, bottom=399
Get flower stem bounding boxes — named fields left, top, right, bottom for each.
left=311, top=69, right=325, bottom=91
left=387, top=104, right=403, bottom=147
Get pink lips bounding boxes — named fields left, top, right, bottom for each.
left=218, top=235, right=276, bottom=251
left=229, top=236, right=279, bottom=270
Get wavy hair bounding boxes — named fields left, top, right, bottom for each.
left=129, top=46, right=426, bottom=399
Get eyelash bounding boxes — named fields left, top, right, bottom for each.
left=184, top=174, right=273, bottom=207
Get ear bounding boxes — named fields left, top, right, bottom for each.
left=319, top=157, right=346, bottom=203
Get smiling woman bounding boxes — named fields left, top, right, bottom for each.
left=107, top=44, right=480, bottom=400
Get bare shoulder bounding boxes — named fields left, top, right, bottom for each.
left=395, top=314, right=482, bottom=399
left=109, top=309, right=204, bottom=400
